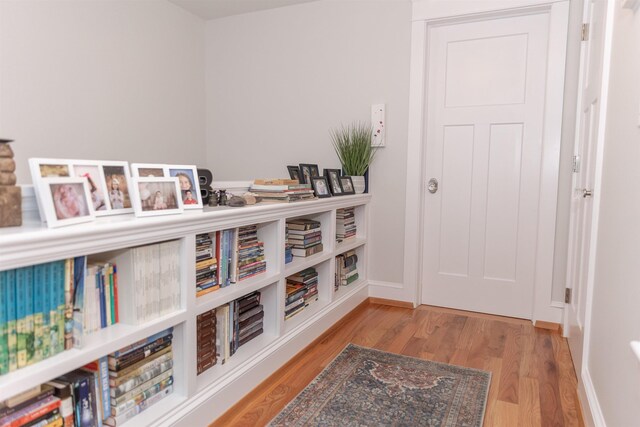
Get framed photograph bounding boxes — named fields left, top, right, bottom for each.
left=131, top=177, right=183, bottom=217
left=339, top=176, right=356, bottom=195
left=323, top=169, right=343, bottom=196
left=287, top=165, right=301, bottom=181
left=166, top=165, right=203, bottom=209
left=40, top=177, right=95, bottom=228
left=311, top=176, right=332, bottom=198
left=130, top=163, right=166, bottom=178
left=29, top=158, right=134, bottom=221
left=298, top=163, right=319, bottom=184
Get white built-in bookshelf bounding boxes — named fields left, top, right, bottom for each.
left=0, top=194, right=370, bottom=426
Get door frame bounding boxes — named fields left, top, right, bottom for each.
left=403, top=0, right=570, bottom=323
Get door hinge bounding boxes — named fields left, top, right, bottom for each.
left=565, top=288, right=572, bottom=304
left=572, top=155, right=581, bottom=173
left=582, top=23, right=590, bottom=41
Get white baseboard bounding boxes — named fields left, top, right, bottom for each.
left=368, top=280, right=416, bottom=305
left=580, top=367, right=606, bottom=427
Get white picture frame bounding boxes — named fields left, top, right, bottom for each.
left=29, top=158, right=134, bottom=221
left=130, top=163, right=203, bottom=209
left=130, top=176, right=184, bottom=217
left=40, top=177, right=95, bottom=228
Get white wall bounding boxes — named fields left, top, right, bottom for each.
left=205, top=0, right=412, bottom=284
left=587, top=3, right=640, bottom=425
left=0, top=0, right=206, bottom=184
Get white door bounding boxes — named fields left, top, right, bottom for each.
left=565, top=0, right=609, bottom=374
left=421, top=11, right=558, bottom=319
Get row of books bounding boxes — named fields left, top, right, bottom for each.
left=0, top=259, right=74, bottom=375
left=215, top=291, right=264, bottom=364
left=83, top=262, right=119, bottom=335
left=0, top=328, right=174, bottom=427
left=237, top=225, right=267, bottom=281
left=195, top=227, right=268, bottom=298
left=286, top=219, right=323, bottom=258
left=285, top=268, right=319, bottom=320
left=335, top=250, right=359, bottom=290
left=113, top=241, right=182, bottom=325
left=249, top=179, right=315, bottom=203
left=196, top=309, right=216, bottom=375
left=195, top=233, right=218, bottom=297
left=336, top=207, right=356, bottom=242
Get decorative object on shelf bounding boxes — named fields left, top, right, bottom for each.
left=323, top=169, right=343, bottom=196
left=29, top=158, right=134, bottom=220
left=268, top=344, right=490, bottom=427
left=130, top=176, right=183, bottom=217
left=339, top=176, right=355, bottom=195
left=331, top=122, right=378, bottom=194
left=297, top=164, right=319, bottom=184
left=310, top=176, right=331, bottom=198
left=197, top=168, right=214, bottom=205
left=228, top=196, right=246, bottom=207
left=39, top=177, right=96, bottom=228
left=243, top=193, right=257, bottom=205
left=217, top=189, right=228, bottom=206
left=286, top=165, right=301, bottom=181
left=0, top=139, right=21, bottom=227
left=131, top=163, right=203, bottom=210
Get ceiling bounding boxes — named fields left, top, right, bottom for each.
left=169, top=0, right=317, bottom=20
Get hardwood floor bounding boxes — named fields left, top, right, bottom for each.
left=211, top=301, right=584, bottom=427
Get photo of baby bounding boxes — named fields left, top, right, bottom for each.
left=138, top=181, right=179, bottom=212
left=50, top=183, right=91, bottom=220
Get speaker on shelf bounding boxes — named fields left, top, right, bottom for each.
left=198, top=168, right=213, bottom=204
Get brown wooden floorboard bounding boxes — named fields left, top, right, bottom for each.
left=210, top=302, right=584, bottom=427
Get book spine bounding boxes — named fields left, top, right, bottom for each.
left=15, top=267, right=27, bottom=368
left=5, top=269, right=17, bottom=371
left=40, top=263, right=51, bottom=361
left=72, top=257, right=86, bottom=349
left=112, top=369, right=172, bottom=407
left=112, top=264, right=119, bottom=324
left=0, top=397, right=60, bottom=427
left=31, top=264, right=44, bottom=364
left=111, top=376, right=173, bottom=416
left=23, top=266, right=35, bottom=366
left=55, top=260, right=65, bottom=353
left=99, top=356, right=111, bottom=420
left=104, top=385, right=173, bottom=426
left=63, top=259, right=73, bottom=351
left=111, top=358, right=173, bottom=397
left=98, top=267, right=107, bottom=329
left=0, top=271, right=7, bottom=375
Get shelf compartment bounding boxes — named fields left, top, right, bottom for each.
left=333, top=244, right=366, bottom=301
left=284, top=259, right=331, bottom=331
left=195, top=271, right=280, bottom=315
left=285, top=210, right=334, bottom=261
left=334, top=237, right=366, bottom=255
left=284, top=299, right=330, bottom=335
left=0, top=309, right=187, bottom=401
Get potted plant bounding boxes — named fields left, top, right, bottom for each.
left=331, top=123, right=378, bottom=194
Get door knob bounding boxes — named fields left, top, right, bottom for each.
left=583, top=189, right=593, bottom=198
left=428, top=178, right=438, bottom=194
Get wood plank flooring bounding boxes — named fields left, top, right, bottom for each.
left=211, top=301, right=584, bottom=427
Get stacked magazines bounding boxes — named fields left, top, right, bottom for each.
left=215, top=291, right=264, bottom=364
left=105, top=328, right=174, bottom=426
left=249, top=179, right=315, bottom=203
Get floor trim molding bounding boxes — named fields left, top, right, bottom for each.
left=580, top=367, right=606, bottom=427
left=368, top=297, right=414, bottom=309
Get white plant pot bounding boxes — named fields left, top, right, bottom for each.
left=351, top=176, right=366, bottom=194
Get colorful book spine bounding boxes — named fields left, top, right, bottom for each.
left=15, top=267, right=27, bottom=368
left=32, top=264, right=45, bottom=364
left=5, top=269, right=17, bottom=371
left=0, top=271, right=7, bottom=375
left=41, top=263, right=51, bottom=361
left=63, top=258, right=74, bottom=351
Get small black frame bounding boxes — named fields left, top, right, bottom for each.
left=287, top=165, right=300, bottom=181
left=323, top=168, right=343, bottom=195
left=298, top=163, right=319, bottom=184
left=311, top=176, right=332, bottom=198
left=339, top=176, right=355, bottom=195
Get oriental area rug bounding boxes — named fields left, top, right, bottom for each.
left=268, top=344, right=491, bottom=427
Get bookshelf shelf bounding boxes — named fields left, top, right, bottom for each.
left=195, top=271, right=280, bottom=315
left=0, top=195, right=371, bottom=425
left=0, top=309, right=187, bottom=401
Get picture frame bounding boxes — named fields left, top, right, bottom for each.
left=311, top=176, right=332, bottom=198
left=339, top=176, right=356, bottom=195
left=287, top=165, right=301, bottom=181
left=323, top=168, right=343, bottom=196
left=131, top=163, right=203, bottom=209
left=298, top=163, right=319, bottom=184
left=166, top=164, right=203, bottom=209
left=130, top=176, right=183, bottom=217
left=40, top=177, right=95, bottom=228
left=29, top=158, right=134, bottom=221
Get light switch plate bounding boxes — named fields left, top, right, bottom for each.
left=371, top=103, right=385, bottom=147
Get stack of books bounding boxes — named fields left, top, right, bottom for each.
left=335, top=250, right=359, bottom=290
left=237, top=225, right=266, bottom=281
left=216, top=229, right=237, bottom=287
left=285, top=267, right=319, bottom=320
left=0, top=384, right=65, bottom=427
left=197, top=309, right=217, bottom=375
left=336, top=207, right=356, bottom=242
left=249, top=179, right=315, bottom=203
left=0, top=259, right=75, bottom=374
left=105, top=328, right=174, bottom=426
left=196, top=233, right=218, bottom=297
left=286, top=219, right=323, bottom=257
left=215, top=291, right=264, bottom=363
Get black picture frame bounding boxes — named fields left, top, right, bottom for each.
left=339, top=176, right=355, bottom=195
left=311, top=176, right=332, bottom=198
left=323, top=168, right=343, bottom=195
left=298, top=163, right=319, bottom=184
left=287, top=165, right=300, bottom=181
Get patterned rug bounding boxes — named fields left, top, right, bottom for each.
left=268, top=344, right=491, bottom=427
